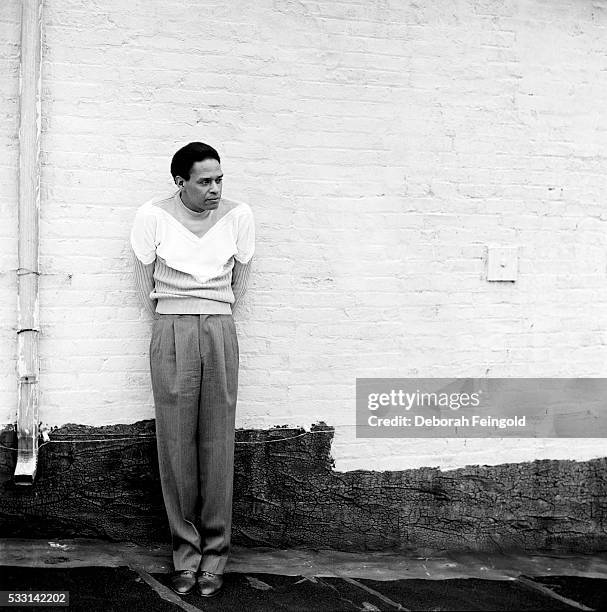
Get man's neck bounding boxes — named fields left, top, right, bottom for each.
left=179, top=191, right=213, bottom=217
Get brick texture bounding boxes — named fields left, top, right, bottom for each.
left=0, top=0, right=21, bottom=422
left=1, top=0, right=607, bottom=470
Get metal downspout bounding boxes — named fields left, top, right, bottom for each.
left=14, top=0, right=43, bottom=485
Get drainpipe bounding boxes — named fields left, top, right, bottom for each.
left=14, top=0, right=43, bottom=485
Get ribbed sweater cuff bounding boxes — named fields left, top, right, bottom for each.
left=131, top=250, right=157, bottom=317
left=231, top=257, right=253, bottom=313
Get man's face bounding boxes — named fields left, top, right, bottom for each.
left=177, top=158, right=223, bottom=212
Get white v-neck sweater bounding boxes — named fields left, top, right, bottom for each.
left=130, top=192, right=255, bottom=315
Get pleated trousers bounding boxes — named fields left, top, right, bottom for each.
left=150, top=313, right=238, bottom=574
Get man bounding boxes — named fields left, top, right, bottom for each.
left=129, top=142, right=254, bottom=597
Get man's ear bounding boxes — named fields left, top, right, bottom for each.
left=174, top=175, right=185, bottom=188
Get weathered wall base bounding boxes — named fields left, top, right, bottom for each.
left=1, top=421, right=605, bottom=553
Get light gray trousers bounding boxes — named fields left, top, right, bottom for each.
left=150, top=313, right=239, bottom=574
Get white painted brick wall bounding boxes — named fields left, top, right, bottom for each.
left=1, top=0, right=607, bottom=470
left=0, top=0, right=20, bottom=422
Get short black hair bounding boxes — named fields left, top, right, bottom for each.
left=171, top=142, right=221, bottom=181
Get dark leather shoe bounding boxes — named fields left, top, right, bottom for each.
left=169, top=570, right=197, bottom=595
left=197, top=571, right=223, bottom=597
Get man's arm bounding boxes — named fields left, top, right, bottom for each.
left=231, top=203, right=255, bottom=314
left=131, top=249, right=157, bottom=317
left=231, top=256, right=253, bottom=314
left=130, top=204, right=158, bottom=317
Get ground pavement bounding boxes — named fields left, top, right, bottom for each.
left=1, top=540, right=606, bottom=611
